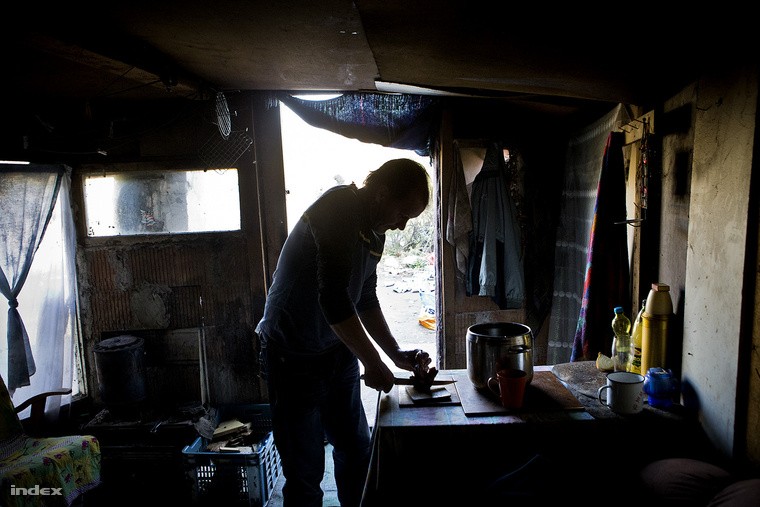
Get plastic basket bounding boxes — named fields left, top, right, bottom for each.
left=182, top=405, right=282, bottom=506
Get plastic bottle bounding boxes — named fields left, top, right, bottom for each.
left=611, top=307, right=631, bottom=372
left=641, top=283, right=673, bottom=374
left=628, top=300, right=646, bottom=374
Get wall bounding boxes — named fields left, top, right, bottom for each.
left=72, top=92, right=274, bottom=412
left=681, top=64, right=758, bottom=460
left=653, top=83, right=697, bottom=380
left=78, top=233, right=263, bottom=408
left=749, top=195, right=760, bottom=471
left=437, top=100, right=575, bottom=369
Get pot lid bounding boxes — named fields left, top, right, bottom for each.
left=93, top=335, right=144, bottom=352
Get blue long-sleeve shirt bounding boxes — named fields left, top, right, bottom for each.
left=256, top=184, right=383, bottom=355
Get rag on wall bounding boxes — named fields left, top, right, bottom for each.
left=571, top=132, right=630, bottom=361
left=467, top=142, right=524, bottom=310
left=446, top=145, right=473, bottom=303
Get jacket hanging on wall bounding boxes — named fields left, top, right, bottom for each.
left=571, top=131, right=630, bottom=361
left=467, top=142, right=524, bottom=309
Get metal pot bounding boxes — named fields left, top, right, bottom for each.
left=466, top=322, right=534, bottom=389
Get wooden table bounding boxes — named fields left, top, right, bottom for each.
left=362, top=366, right=597, bottom=506
left=361, top=363, right=701, bottom=507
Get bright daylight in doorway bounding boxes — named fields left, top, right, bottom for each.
left=279, top=98, right=432, bottom=230
left=279, top=98, right=438, bottom=368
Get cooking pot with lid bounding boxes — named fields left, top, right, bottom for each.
left=466, top=322, right=534, bottom=389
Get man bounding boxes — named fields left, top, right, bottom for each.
left=256, top=158, right=433, bottom=506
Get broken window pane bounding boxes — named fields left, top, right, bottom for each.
left=83, top=169, right=241, bottom=236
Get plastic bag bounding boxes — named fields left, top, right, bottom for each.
left=418, top=292, right=435, bottom=330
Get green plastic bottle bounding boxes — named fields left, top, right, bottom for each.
left=611, top=307, right=631, bottom=372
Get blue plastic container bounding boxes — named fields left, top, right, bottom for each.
left=643, top=367, right=679, bottom=408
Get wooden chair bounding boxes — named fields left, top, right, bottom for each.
left=14, top=387, right=73, bottom=436
left=0, top=375, right=101, bottom=506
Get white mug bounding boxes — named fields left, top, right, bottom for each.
left=597, top=372, right=645, bottom=414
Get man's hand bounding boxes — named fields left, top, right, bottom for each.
left=362, top=362, right=396, bottom=393
left=393, top=348, right=431, bottom=373
left=329, top=313, right=396, bottom=392
left=357, top=308, right=431, bottom=374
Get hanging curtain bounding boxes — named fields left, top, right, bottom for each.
left=546, top=106, right=625, bottom=364
left=570, top=131, right=630, bottom=361
left=275, top=92, right=440, bottom=156
left=0, top=165, right=78, bottom=421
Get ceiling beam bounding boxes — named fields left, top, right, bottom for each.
left=21, top=32, right=203, bottom=99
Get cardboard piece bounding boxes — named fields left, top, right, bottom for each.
left=212, top=418, right=251, bottom=439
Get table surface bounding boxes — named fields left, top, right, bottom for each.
left=364, top=362, right=694, bottom=506
left=365, top=365, right=597, bottom=506
left=375, top=365, right=594, bottom=429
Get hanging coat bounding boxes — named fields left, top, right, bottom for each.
left=467, top=142, right=524, bottom=309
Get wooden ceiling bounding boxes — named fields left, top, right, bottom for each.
left=2, top=2, right=755, bottom=112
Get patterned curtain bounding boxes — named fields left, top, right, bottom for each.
left=546, top=106, right=625, bottom=364
left=274, top=92, right=440, bottom=156
left=571, top=131, right=630, bottom=361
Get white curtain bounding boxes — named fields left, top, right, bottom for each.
left=0, top=165, right=78, bottom=420
left=546, top=106, right=626, bottom=364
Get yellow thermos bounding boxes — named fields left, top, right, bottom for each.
left=641, top=283, right=673, bottom=374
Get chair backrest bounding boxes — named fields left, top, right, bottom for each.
left=0, top=375, right=24, bottom=441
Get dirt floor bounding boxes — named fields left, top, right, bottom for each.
left=375, top=257, right=437, bottom=368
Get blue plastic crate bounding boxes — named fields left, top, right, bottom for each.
left=182, top=405, right=281, bottom=506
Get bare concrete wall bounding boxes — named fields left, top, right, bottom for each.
left=682, top=64, right=758, bottom=459
left=657, top=83, right=697, bottom=380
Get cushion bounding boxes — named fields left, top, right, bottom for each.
left=639, top=458, right=734, bottom=507
left=708, top=478, right=760, bottom=507
left=0, top=433, right=101, bottom=506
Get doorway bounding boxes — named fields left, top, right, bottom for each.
left=278, top=99, right=437, bottom=369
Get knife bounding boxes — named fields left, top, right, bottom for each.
left=360, top=374, right=456, bottom=386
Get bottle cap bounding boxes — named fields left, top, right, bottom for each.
left=646, top=282, right=673, bottom=315
left=614, top=307, right=623, bottom=313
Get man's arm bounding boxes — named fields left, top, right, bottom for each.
left=358, top=306, right=431, bottom=373
left=330, top=313, right=396, bottom=392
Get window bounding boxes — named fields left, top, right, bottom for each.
left=83, top=169, right=241, bottom=237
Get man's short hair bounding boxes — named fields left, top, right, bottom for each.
left=363, top=159, right=430, bottom=207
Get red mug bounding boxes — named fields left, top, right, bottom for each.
left=487, top=369, right=527, bottom=409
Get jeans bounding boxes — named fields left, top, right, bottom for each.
left=261, top=336, right=371, bottom=507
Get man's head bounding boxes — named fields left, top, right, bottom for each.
left=363, top=159, right=430, bottom=235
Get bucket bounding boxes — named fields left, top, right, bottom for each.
left=93, top=335, right=147, bottom=407
left=466, top=322, right=534, bottom=389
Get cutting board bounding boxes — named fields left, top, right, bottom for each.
left=455, top=370, right=583, bottom=417
left=398, top=379, right=461, bottom=407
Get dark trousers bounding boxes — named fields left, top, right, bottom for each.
left=261, top=336, right=371, bottom=507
